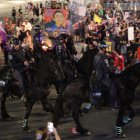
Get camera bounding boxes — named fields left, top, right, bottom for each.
left=47, top=122, right=54, bottom=133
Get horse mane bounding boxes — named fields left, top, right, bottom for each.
left=115, top=63, right=140, bottom=90
left=77, top=48, right=98, bottom=77
left=0, top=66, right=10, bottom=79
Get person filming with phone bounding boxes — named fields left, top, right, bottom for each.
left=36, top=122, right=61, bottom=140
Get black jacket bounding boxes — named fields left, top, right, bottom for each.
left=9, top=47, right=29, bottom=70
left=94, top=53, right=112, bottom=80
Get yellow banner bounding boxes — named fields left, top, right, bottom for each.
left=93, top=14, right=102, bottom=24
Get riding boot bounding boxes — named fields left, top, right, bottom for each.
left=115, top=126, right=126, bottom=138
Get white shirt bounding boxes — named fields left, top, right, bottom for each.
left=22, top=22, right=32, bottom=31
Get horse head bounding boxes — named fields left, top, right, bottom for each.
left=37, top=50, right=66, bottom=85
left=0, top=65, right=15, bottom=84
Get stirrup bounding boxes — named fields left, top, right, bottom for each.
left=115, top=126, right=126, bottom=138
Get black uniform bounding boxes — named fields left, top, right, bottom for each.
left=9, top=47, right=30, bottom=91
left=33, top=31, right=42, bottom=61
left=94, top=52, right=118, bottom=108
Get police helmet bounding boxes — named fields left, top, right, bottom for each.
left=34, top=25, right=41, bottom=32
left=58, top=34, right=66, bottom=41
left=99, top=44, right=107, bottom=49
left=99, top=41, right=107, bottom=49
left=13, top=38, right=20, bottom=45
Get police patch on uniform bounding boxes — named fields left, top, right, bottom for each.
left=8, top=55, right=13, bottom=60
left=104, top=59, right=108, bottom=64
left=0, top=81, right=6, bottom=87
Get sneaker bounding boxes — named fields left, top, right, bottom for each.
left=81, top=103, right=92, bottom=113
left=71, top=127, right=78, bottom=135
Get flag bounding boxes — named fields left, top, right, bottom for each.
left=93, top=14, right=102, bottom=24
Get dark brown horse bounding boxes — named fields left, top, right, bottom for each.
left=0, top=50, right=64, bottom=130
left=52, top=49, right=140, bottom=138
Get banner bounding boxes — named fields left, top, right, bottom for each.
left=128, top=27, right=134, bottom=41
left=0, top=23, right=6, bottom=42
left=44, top=9, right=69, bottom=36
left=78, top=6, right=86, bottom=17
left=105, top=41, right=113, bottom=53
left=124, top=12, right=129, bottom=19
left=93, top=14, right=102, bottom=24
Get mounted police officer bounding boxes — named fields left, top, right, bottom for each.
left=54, top=34, right=77, bottom=78
left=94, top=42, right=118, bottom=109
left=52, top=34, right=77, bottom=95
left=54, top=34, right=72, bottom=61
left=8, top=38, right=32, bottom=101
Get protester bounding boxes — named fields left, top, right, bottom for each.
left=11, top=7, right=16, bottom=20
left=113, top=49, right=125, bottom=73
left=36, top=122, right=61, bottom=140
left=22, top=18, right=32, bottom=31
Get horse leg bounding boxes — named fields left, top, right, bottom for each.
left=122, top=105, right=135, bottom=124
left=41, top=96, right=53, bottom=113
left=1, top=92, right=11, bottom=119
left=127, top=105, right=135, bottom=119
left=115, top=104, right=127, bottom=138
left=52, top=94, right=63, bottom=128
left=53, top=82, right=60, bottom=95
left=72, top=101, right=91, bottom=136
left=22, top=101, right=34, bottom=131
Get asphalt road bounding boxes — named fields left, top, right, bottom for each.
left=0, top=86, right=140, bottom=140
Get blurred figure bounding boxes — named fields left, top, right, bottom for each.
left=11, top=7, right=16, bottom=19
left=113, top=49, right=125, bottom=74
left=22, top=18, right=32, bottom=31
left=36, top=122, right=61, bottom=140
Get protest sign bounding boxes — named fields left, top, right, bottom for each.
left=124, top=12, right=129, bottom=19
left=93, top=14, right=102, bottom=24
left=105, top=41, right=113, bottom=53
left=78, top=6, right=86, bottom=17
left=128, top=27, right=134, bottom=41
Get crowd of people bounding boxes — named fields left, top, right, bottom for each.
left=0, top=0, right=139, bottom=113
left=0, top=0, right=140, bottom=139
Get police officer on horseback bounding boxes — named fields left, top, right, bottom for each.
left=8, top=38, right=32, bottom=101
left=94, top=42, right=118, bottom=109
left=54, top=34, right=77, bottom=78
left=54, top=34, right=72, bottom=61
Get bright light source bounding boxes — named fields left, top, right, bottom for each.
left=10, top=0, right=25, bottom=4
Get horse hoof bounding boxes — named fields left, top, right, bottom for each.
left=123, top=116, right=132, bottom=125
left=23, top=126, right=30, bottom=131
left=77, top=128, right=91, bottom=136
left=117, top=134, right=126, bottom=138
